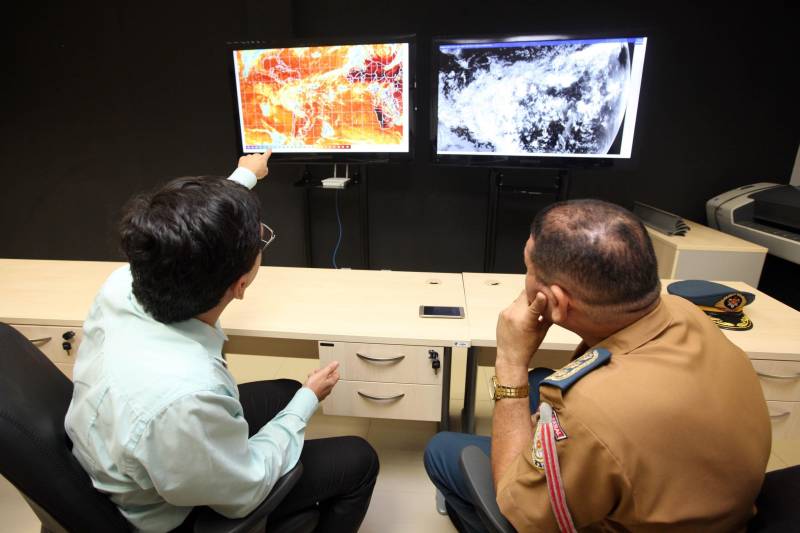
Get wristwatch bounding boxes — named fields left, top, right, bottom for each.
left=490, top=376, right=530, bottom=401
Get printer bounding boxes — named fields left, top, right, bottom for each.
left=706, top=183, right=800, bottom=265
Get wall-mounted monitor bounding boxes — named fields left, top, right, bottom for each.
left=232, top=38, right=414, bottom=162
left=432, top=35, right=647, bottom=167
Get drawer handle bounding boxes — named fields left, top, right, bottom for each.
left=769, top=409, right=791, bottom=419
left=357, top=391, right=405, bottom=401
left=356, top=353, right=406, bottom=364
left=757, top=370, right=800, bottom=381
left=28, top=337, right=53, bottom=345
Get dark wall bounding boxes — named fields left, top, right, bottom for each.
left=2, top=0, right=304, bottom=266
left=3, top=2, right=798, bottom=291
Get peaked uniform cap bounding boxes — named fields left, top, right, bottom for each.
left=667, top=280, right=755, bottom=331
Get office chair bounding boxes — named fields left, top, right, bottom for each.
left=0, top=322, right=318, bottom=533
left=459, top=445, right=516, bottom=533
left=459, top=444, right=800, bottom=533
left=747, top=463, right=800, bottom=532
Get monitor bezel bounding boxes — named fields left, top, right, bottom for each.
left=429, top=32, right=648, bottom=169
left=229, top=34, right=417, bottom=164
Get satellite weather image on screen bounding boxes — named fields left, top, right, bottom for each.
left=233, top=43, right=410, bottom=154
left=436, top=36, right=647, bottom=159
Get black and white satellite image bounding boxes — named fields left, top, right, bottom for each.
left=437, top=40, right=633, bottom=156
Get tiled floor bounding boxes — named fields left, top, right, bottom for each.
left=2, top=352, right=798, bottom=532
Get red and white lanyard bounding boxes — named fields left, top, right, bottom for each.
left=539, top=402, right=576, bottom=533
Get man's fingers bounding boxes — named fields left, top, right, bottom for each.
left=263, top=149, right=272, bottom=161
left=529, top=292, right=547, bottom=315
left=323, top=361, right=340, bottom=375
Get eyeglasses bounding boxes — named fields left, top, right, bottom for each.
left=260, top=222, right=276, bottom=251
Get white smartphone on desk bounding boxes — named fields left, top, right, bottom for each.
left=419, top=305, right=465, bottom=319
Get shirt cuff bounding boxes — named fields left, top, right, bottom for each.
left=284, top=387, right=320, bottom=422
left=227, top=167, right=257, bottom=190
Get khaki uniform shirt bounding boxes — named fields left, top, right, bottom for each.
left=496, top=295, right=771, bottom=532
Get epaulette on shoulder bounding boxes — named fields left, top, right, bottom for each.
left=541, top=348, right=612, bottom=392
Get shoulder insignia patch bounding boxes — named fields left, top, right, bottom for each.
left=551, top=410, right=568, bottom=441
left=531, top=408, right=568, bottom=470
left=532, top=422, right=545, bottom=470
left=541, top=348, right=612, bottom=392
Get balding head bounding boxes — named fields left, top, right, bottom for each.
left=529, top=199, right=660, bottom=314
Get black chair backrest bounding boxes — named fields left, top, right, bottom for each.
left=748, top=464, right=800, bottom=532
left=0, top=322, right=130, bottom=531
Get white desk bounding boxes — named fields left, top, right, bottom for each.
left=224, top=266, right=469, bottom=346
left=0, top=260, right=470, bottom=429
left=222, top=267, right=470, bottom=425
left=4, top=260, right=798, bottom=436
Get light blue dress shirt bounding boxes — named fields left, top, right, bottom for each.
left=64, top=168, right=319, bottom=532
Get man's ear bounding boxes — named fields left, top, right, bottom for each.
left=231, top=273, right=250, bottom=300
left=547, top=284, right=570, bottom=324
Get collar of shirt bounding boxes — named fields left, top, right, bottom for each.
left=126, top=275, right=228, bottom=362
left=590, top=297, right=673, bottom=357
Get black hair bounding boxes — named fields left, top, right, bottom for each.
left=119, top=176, right=261, bottom=323
left=530, top=199, right=660, bottom=309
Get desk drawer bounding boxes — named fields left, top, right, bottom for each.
left=12, top=324, right=82, bottom=364
left=752, top=360, right=800, bottom=401
left=767, top=401, right=800, bottom=439
left=322, top=380, right=442, bottom=421
left=319, top=341, right=443, bottom=385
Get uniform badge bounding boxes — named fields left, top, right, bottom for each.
left=532, top=422, right=545, bottom=470
left=547, top=350, right=600, bottom=382
left=541, top=348, right=612, bottom=392
left=722, top=293, right=744, bottom=311
left=552, top=410, right=568, bottom=441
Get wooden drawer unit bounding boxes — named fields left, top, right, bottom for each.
left=323, top=380, right=442, bottom=421
left=11, top=324, right=81, bottom=380
left=12, top=324, right=81, bottom=364
left=751, top=360, right=800, bottom=438
left=752, top=360, right=800, bottom=402
left=319, top=341, right=445, bottom=421
left=318, top=341, right=443, bottom=385
left=767, top=401, right=800, bottom=439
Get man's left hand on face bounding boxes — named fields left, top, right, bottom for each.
left=496, top=291, right=552, bottom=369
left=238, top=150, right=272, bottom=180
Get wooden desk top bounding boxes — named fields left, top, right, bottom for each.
left=0, top=260, right=470, bottom=347
left=0, top=259, right=124, bottom=327
left=462, top=272, right=800, bottom=361
left=2, top=260, right=795, bottom=356
left=224, top=266, right=471, bottom=346
left=461, top=272, right=582, bottom=350
left=645, top=219, right=768, bottom=253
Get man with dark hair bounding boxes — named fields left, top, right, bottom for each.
left=65, top=154, right=379, bottom=532
left=425, top=199, right=770, bottom=532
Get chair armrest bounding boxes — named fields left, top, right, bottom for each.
left=193, top=462, right=304, bottom=533
left=459, top=446, right=516, bottom=533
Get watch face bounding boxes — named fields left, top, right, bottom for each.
left=490, top=375, right=498, bottom=400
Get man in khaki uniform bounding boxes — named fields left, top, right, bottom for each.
left=424, top=199, right=771, bottom=532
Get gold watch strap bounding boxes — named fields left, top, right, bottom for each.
left=491, top=375, right=530, bottom=400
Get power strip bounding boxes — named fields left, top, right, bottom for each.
left=321, top=177, right=350, bottom=189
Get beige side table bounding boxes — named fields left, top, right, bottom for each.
left=646, top=219, right=767, bottom=287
